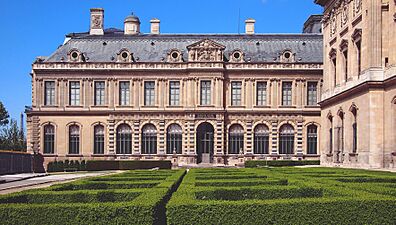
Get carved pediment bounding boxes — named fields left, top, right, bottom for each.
left=187, top=39, right=225, bottom=62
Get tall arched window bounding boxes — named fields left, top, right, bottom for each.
left=228, top=124, right=244, bottom=154
left=116, top=124, right=132, bottom=154
left=307, top=124, right=318, bottom=154
left=142, top=124, right=157, bottom=154
left=279, top=124, right=294, bottom=154
left=166, top=124, right=182, bottom=154
left=94, top=125, right=105, bottom=154
left=253, top=124, right=269, bottom=154
left=44, top=124, right=55, bottom=154
left=69, top=125, right=80, bottom=154
left=351, top=107, right=358, bottom=153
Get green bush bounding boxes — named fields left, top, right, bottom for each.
left=195, top=179, right=288, bottom=187
left=195, top=186, right=323, bottom=200
left=245, top=160, right=320, bottom=167
left=47, top=160, right=87, bottom=172
left=85, top=160, right=172, bottom=171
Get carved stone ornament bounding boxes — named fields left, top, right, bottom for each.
left=330, top=11, right=337, bottom=37
left=341, top=3, right=349, bottom=27
left=91, top=15, right=102, bottom=29
left=187, top=39, right=225, bottom=62
left=353, top=0, right=362, bottom=16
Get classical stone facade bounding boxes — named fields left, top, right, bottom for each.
left=26, top=9, right=323, bottom=167
left=315, top=0, right=396, bottom=168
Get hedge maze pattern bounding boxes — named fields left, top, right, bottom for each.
left=167, top=168, right=396, bottom=225
left=0, top=169, right=185, bottom=225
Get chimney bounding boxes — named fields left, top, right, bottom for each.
left=89, top=8, right=104, bottom=35
left=124, top=13, right=141, bottom=35
left=245, top=18, right=256, bottom=35
left=150, top=18, right=160, bottom=34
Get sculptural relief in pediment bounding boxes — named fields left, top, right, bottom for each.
left=187, top=39, right=225, bottom=62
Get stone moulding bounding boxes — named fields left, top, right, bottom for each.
left=32, top=62, right=323, bottom=71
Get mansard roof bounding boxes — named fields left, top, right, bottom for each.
left=43, top=28, right=323, bottom=64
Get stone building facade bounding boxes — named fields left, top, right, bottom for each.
left=315, top=0, right=396, bottom=168
left=26, top=9, right=323, bottom=166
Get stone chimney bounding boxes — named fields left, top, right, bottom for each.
left=150, top=18, right=160, bottom=34
left=124, top=13, right=141, bottom=35
left=89, top=8, right=104, bottom=35
left=245, top=18, right=256, bottom=35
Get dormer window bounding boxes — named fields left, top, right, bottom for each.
left=280, top=50, right=295, bottom=63
left=117, top=49, right=133, bottom=62
left=69, top=49, right=81, bottom=62
left=229, top=50, right=244, bottom=63
left=167, top=49, right=183, bottom=63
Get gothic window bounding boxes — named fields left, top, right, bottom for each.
left=279, top=124, right=294, bottom=154
left=119, top=81, right=130, bottom=106
left=256, top=82, right=267, bottom=106
left=282, top=82, right=292, bottom=106
left=356, top=40, right=361, bottom=75
left=94, top=81, right=105, bottom=106
left=142, top=124, right=157, bottom=154
left=228, top=124, right=244, bottom=154
left=69, top=81, right=80, bottom=106
left=69, top=125, right=80, bottom=154
left=94, top=125, right=105, bottom=154
left=342, top=49, right=348, bottom=81
left=307, top=124, right=318, bottom=155
left=166, top=124, right=182, bottom=154
left=116, top=124, right=132, bottom=154
left=231, top=81, right=242, bottom=106
left=44, top=81, right=55, bottom=106
left=307, top=82, right=318, bottom=106
left=43, top=124, right=55, bottom=154
left=169, top=81, right=180, bottom=106
left=253, top=124, right=269, bottom=154
left=144, top=81, right=155, bottom=106
left=200, top=81, right=211, bottom=105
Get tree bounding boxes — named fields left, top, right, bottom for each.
left=0, top=101, right=9, bottom=126
left=0, top=119, right=26, bottom=151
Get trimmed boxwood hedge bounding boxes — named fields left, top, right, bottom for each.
left=245, top=160, right=320, bottom=167
left=0, top=169, right=186, bottom=225
left=86, top=160, right=172, bottom=171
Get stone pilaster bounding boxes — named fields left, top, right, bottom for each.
left=271, top=119, right=278, bottom=155
left=158, top=119, right=165, bottom=154
left=245, top=120, right=253, bottom=154
left=133, top=120, right=140, bottom=154
left=296, top=119, right=304, bottom=156
left=107, top=117, right=115, bottom=154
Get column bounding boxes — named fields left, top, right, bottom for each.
left=158, top=119, right=165, bottom=154
left=271, top=119, right=278, bottom=155
left=245, top=120, right=253, bottom=154
left=215, top=118, right=224, bottom=155
left=133, top=120, right=140, bottom=154
left=107, top=117, right=115, bottom=155
left=296, top=119, right=304, bottom=156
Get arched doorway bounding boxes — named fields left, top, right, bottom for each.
left=196, top=122, right=214, bottom=164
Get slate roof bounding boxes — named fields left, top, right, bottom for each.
left=44, top=28, right=323, bottom=63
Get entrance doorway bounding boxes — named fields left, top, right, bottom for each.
left=196, top=122, right=214, bottom=164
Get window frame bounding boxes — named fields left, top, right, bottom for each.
left=43, top=124, right=55, bottom=154
left=94, top=81, right=106, bottom=106
left=169, top=81, right=180, bottom=106
left=44, top=81, right=56, bottom=106
left=166, top=124, right=183, bottom=154
left=282, top=82, right=293, bottom=106
left=68, top=125, right=80, bottom=155
left=144, top=81, right=155, bottom=106
left=69, top=81, right=81, bottom=106
left=307, top=124, right=318, bottom=155
left=141, top=124, right=157, bottom=154
left=231, top=81, right=242, bottom=106
left=119, top=81, right=130, bottom=106
left=279, top=124, right=295, bottom=155
left=116, top=124, right=132, bottom=155
left=307, top=82, right=318, bottom=106
left=256, top=81, right=267, bottom=106
left=200, top=80, right=211, bottom=106
left=253, top=124, right=269, bottom=154
left=93, top=125, right=105, bottom=155
left=228, top=124, right=244, bottom=154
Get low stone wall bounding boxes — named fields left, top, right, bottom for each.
left=0, top=150, right=32, bottom=175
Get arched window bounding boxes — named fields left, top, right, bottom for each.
left=279, top=124, right=294, bottom=154
left=69, top=125, right=80, bottom=154
left=228, top=124, right=244, bottom=154
left=166, top=124, right=182, bottom=154
left=142, top=124, right=157, bottom=154
left=253, top=124, right=269, bottom=154
left=351, top=107, right=358, bottom=153
left=116, top=124, right=132, bottom=154
left=94, top=125, right=105, bottom=154
left=307, top=124, right=318, bottom=154
left=43, top=124, right=55, bottom=154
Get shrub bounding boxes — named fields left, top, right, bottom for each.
left=245, top=160, right=320, bottom=168
left=85, top=160, right=172, bottom=171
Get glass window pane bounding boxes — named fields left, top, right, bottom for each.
left=119, top=82, right=130, bottom=106
left=200, top=81, right=211, bottom=105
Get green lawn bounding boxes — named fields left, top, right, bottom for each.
left=167, top=167, right=396, bottom=225
left=0, top=168, right=395, bottom=225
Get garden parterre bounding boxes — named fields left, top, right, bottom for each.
left=0, top=169, right=186, bottom=225
left=167, top=167, right=396, bottom=225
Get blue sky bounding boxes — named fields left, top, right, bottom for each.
left=0, top=0, right=322, bottom=121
